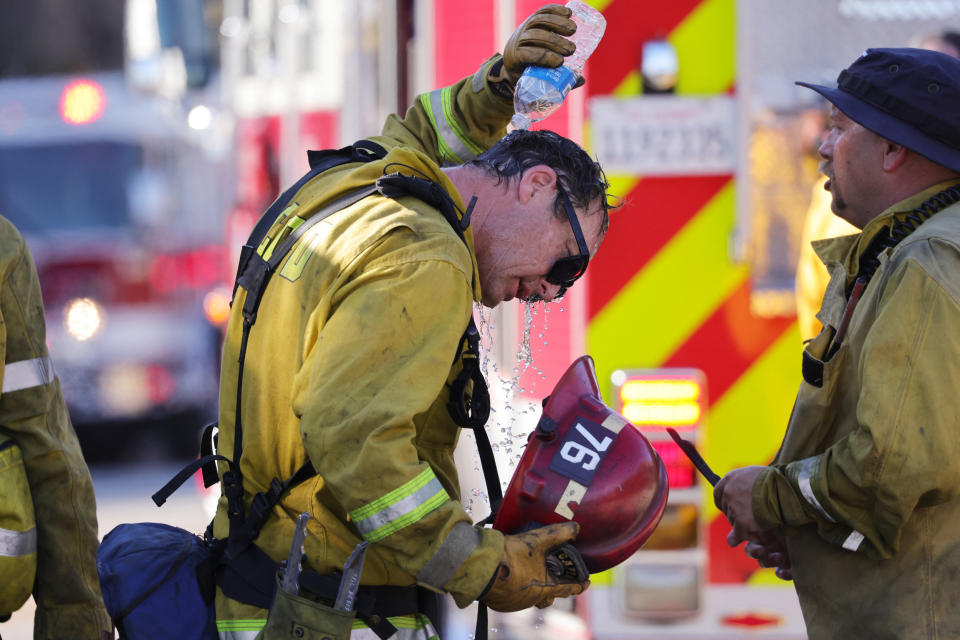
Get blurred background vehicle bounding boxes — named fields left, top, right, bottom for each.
left=0, top=1, right=230, bottom=460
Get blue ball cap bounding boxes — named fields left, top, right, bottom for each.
left=796, top=47, right=960, bottom=173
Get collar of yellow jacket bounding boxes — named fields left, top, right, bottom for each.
left=333, top=146, right=483, bottom=301
left=812, top=177, right=960, bottom=280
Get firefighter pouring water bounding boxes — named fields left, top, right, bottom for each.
left=210, top=6, right=616, bottom=639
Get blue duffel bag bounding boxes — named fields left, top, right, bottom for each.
left=97, top=522, right=218, bottom=640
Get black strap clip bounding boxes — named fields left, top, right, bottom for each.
left=447, top=321, right=490, bottom=430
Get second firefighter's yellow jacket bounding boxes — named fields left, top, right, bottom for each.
left=213, top=58, right=513, bottom=628
left=753, top=179, right=960, bottom=639
left=0, top=216, right=111, bottom=638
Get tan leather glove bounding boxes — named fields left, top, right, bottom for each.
left=481, top=522, right=590, bottom=612
left=500, top=4, right=577, bottom=85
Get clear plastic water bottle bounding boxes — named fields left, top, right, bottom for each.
left=510, top=1, right=606, bottom=131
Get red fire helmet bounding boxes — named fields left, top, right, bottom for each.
left=493, top=355, right=669, bottom=574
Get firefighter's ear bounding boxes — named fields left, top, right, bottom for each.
left=517, top=165, right=557, bottom=204
left=881, top=140, right=908, bottom=172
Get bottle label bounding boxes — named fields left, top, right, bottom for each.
left=524, top=66, right=577, bottom=97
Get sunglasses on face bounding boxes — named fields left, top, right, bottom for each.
left=545, top=183, right=590, bottom=298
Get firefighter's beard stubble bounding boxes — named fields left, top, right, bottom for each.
left=819, top=161, right=847, bottom=214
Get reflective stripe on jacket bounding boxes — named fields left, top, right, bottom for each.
left=753, top=179, right=960, bottom=639
left=0, top=216, right=111, bottom=637
left=0, top=434, right=36, bottom=615
left=217, top=614, right=439, bottom=640
left=213, top=56, right=513, bottom=626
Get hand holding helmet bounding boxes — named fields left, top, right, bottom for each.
left=481, top=522, right=589, bottom=612
left=492, top=356, right=669, bottom=575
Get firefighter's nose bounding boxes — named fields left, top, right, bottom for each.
left=818, top=131, right=835, bottom=160
left=539, top=279, right=563, bottom=302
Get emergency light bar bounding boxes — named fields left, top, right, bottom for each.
left=650, top=439, right=696, bottom=489
left=611, top=368, right=708, bottom=622
left=612, top=369, right=705, bottom=430
left=60, top=79, right=106, bottom=125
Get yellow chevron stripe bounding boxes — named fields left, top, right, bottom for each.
left=670, top=0, right=736, bottom=94
left=613, top=71, right=642, bottom=97
left=748, top=568, right=794, bottom=586
left=586, top=0, right=614, bottom=12
left=604, top=174, right=640, bottom=203
left=700, top=322, right=801, bottom=521
left=587, top=181, right=744, bottom=394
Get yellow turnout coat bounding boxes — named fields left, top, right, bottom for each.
left=214, top=58, right=513, bottom=638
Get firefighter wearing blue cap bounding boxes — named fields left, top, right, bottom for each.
left=715, top=48, right=960, bottom=639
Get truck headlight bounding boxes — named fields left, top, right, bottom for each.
left=64, top=297, right=103, bottom=341
left=622, top=563, right=700, bottom=619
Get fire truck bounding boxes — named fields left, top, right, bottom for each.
left=213, top=0, right=959, bottom=637
left=0, top=71, right=228, bottom=453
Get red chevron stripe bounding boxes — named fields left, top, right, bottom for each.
left=588, top=174, right=730, bottom=319
left=586, top=0, right=705, bottom=97
left=708, top=515, right=765, bottom=583
left=662, top=281, right=795, bottom=407
left=666, top=282, right=793, bottom=582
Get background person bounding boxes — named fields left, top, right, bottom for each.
left=795, top=31, right=960, bottom=341
left=714, top=48, right=960, bottom=639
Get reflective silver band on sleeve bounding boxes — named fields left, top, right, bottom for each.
left=0, top=525, right=37, bottom=558
left=795, top=456, right=837, bottom=523
left=350, top=469, right=450, bottom=543
left=472, top=65, right=486, bottom=93
left=218, top=631, right=259, bottom=640
left=220, top=616, right=437, bottom=639
left=2, top=355, right=55, bottom=394
left=842, top=530, right=865, bottom=552
left=426, top=89, right=478, bottom=164
left=416, top=521, right=482, bottom=590
left=350, top=620, right=439, bottom=640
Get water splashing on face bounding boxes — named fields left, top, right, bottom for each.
left=461, top=299, right=565, bottom=516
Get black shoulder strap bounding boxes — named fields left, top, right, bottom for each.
left=156, top=140, right=387, bottom=518
left=223, top=186, right=378, bottom=557
left=232, top=140, right=388, bottom=299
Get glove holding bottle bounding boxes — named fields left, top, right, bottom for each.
left=510, top=1, right=606, bottom=130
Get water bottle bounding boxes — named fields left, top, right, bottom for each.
left=510, top=1, right=606, bottom=131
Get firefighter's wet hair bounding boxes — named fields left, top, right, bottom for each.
left=467, top=129, right=614, bottom=233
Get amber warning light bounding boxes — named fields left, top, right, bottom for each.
left=60, top=80, right=105, bottom=125
left=614, top=371, right=705, bottom=430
